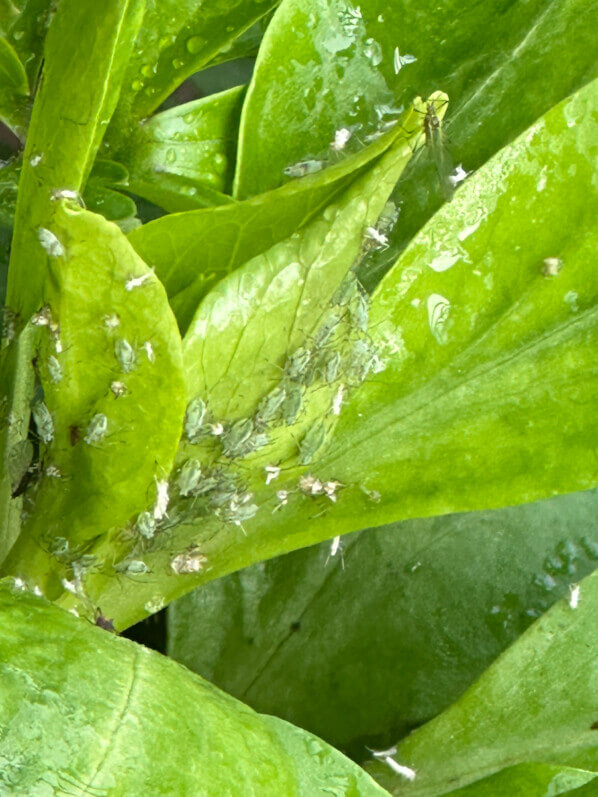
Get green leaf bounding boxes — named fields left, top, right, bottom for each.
left=6, top=0, right=53, bottom=90
left=0, top=35, right=29, bottom=136
left=248, top=77, right=596, bottom=546
left=168, top=490, right=598, bottom=758
left=206, top=12, right=275, bottom=69
left=107, top=0, right=280, bottom=147
left=2, top=203, right=186, bottom=580
left=366, top=568, right=598, bottom=795
left=234, top=0, right=402, bottom=198
left=119, top=86, right=245, bottom=212
left=0, top=581, right=389, bottom=795
left=364, top=0, right=598, bottom=288
left=0, top=0, right=19, bottom=35
left=446, top=764, right=597, bottom=797
left=128, top=115, right=413, bottom=333
left=6, top=0, right=146, bottom=318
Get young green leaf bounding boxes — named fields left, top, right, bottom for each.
left=234, top=0, right=404, bottom=198
left=0, top=581, right=389, bottom=796
left=107, top=0, right=280, bottom=147
left=117, top=86, right=245, bottom=212
left=128, top=116, right=411, bottom=332
left=366, top=568, right=598, bottom=794
left=168, top=490, right=598, bottom=758
left=0, top=36, right=28, bottom=136
left=3, top=203, right=186, bottom=575
left=6, top=0, right=146, bottom=319
left=6, top=0, right=54, bottom=89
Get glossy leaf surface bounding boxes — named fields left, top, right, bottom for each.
left=108, top=0, right=279, bottom=145
left=120, top=86, right=245, bottom=212
left=0, top=36, right=28, bottom=135
left=128, top=117, right=407, bottom=332
left=168, top=490, right=598, bottom=758
left=0, top=581, right=389, bottom=796
left=367, top=568, right=598, bottom=795
left=3, top=204, right=185, bottom=579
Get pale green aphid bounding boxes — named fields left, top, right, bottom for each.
left=221, top=418, right=254, bottom=458
left=47, top=354, right=62, bottom=383
left=313, top=312, right=342, bottom=348
left=332, top=273, right=358, bottom=306
left=351, top=290, right=370, bottom=332
left=299, top=421, right=327, bottom=465
left=184, top=396, right=208, bottom=443
left=177, top=458, right=203, bottom=497
left=115, top=559, right=149, bottom=575
left=114, top=338, right=136, bottom=373
left=256, top=385, right=286, bottom=424
left=347, top=339, right=376, bottom=384
left=285, top=347, right=312, bottom=382
left=282, top=382, right=303, bottom=425
left=32, top=400, right=54, bottom=444
left=283, top=159, right=325, bottom=178
left=84, top=413, right=108, bottom=444
left=135, top=511, right=156, bottom=540
left=322, top=350, right=342, bottom=384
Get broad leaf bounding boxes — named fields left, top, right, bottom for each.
left=168, top=490, right=598, bottom=758
left=207, top=12, right=275, bottom=69
left=0, top=581, right=389, bottom=796
left=107, top=0, right=280, bottom=147
left=128, top=113, right=414, bottom=333
left=446, top=764, right=597, bottom=797
left=366, top=568, right=598, bottom=795
left=119, top=86, right=245, bottom=212
left=2, top=204, right=186, bottom=588
left=0, top=36, right=28, bottom=136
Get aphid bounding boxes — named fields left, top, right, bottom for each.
left=84, top=413, right=108, bottom=444
left=282, top=382, right=303, bottom=425
left=265, top=464, right=281, bottom=485
left=224, top=493, right=259, bottom=529
left=285, top=347, right=313, bottom=382
left=321, top=351, right=342, bottom=384
left=51, top=188, right=83, bottom=204
left=323, top=480, right=343, bottom=502
left=339, top=4, right=362, bottom=36
left=368, top=747, right=416, bottom=781
left=153, top=477, right=170, bottom=520
left=332, top=273, right=358, bottom=306
left=171, top=547, right=207, bottom=574
left=363, top=226, right=389, bottom=251
left=125, top=273, right=152, bottom=291
left=114, top=338, right=136, bottom=372
left=94, top=609, right=116, bottom=633
left=135, top=511, right=156, bottom=540
left=103, top=313, right=120, bottom=330
left=393, top=46, right=417, bottom=74
left=256, top=385, right=286, bottom=425
left=330, top=127, right=352, bottom=152
left=283, top=159, right=325, bottom=178
left=110, top=380, right=127, bottom=398
left=350, top=290, right=370, bottom=332
left=184, top=396, right=208, bottom=443
left=47, top=354, right=62, bottom=383
left=31, top=304, right=55, bottom=329
left=569, top=584, right=580, bottom=609
left=178, top=458, right=203, bottom=497
left=221, top=418, right=254, bottom=458
left=299, top=473, right=324, bottom=496
left=142, top=340, right=155, bottom=362
left=37, top=227, right=65, bottom=257
left=448, top=164, right=470, bottom=188
left=331, top=383, right=346, bottom=416
left=193, top=475, right=220, bottom=495
left=325, top=535, right=344, bottom=568
left=313, top=312, right=342, bottom=348
left=347, top=339, right=376, bottom=384
left=30, top=153, right=42, bottom=167
left=115, top=559, right=149, bottom=576
left=274, top=489, right=289, bottom=510
left=300, top=422, right=327, bottom=465
left=32, top=400, right=54, bottom=444
left=542, top=257, right=563, bottom=277
left=377, top=200, right=400, bottom=233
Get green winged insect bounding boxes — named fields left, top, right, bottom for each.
left=420, top=96, right=454, bottom=199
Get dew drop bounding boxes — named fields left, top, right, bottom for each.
left=186, top=35, right=204, bottom=54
